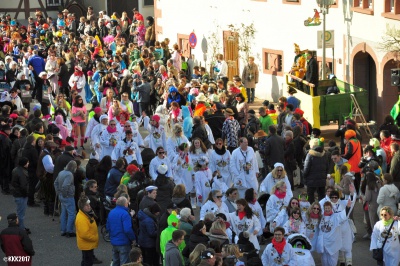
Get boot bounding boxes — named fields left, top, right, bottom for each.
left=346, top=258, right=352, bottom=266
left=44, top=201, right=49, bottom=216
left=339, top=251, right=345, bottom=266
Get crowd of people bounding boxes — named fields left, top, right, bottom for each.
left=1, top=5, right=400, bottom=266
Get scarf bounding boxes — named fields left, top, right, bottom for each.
left=238, top=211, right=246, bottom=220
left=383, top=218, right=394, bottom=227
left=324, top=209, right=333, bottom=216
left=274, top=190, right=286, bottom=199
left=310, top=212, right=320, bottom=219
left=272, top=237, right=286, bottom=255
left=215, top=145, right=226, bottom=155
left=195, top=148, right=203, bottom=155
left=74, top=70, right=83, bottom=77
left=289, top=217, right=301, bottom=233
left=171, top=108, right=180, bottom=118
left=251, top=198, right=257, bottom=204
left=107, top=125, right=117, bottom=133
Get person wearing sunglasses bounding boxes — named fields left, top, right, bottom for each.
left=316, top=200, right=352, bottom=266
left=209, top=138, right=233, bottom=187
left=326, top=188, right=356, bottom=266
left=370, top=206, right=400, bottom=266
left=283, top=207, right=306, bottom=237
left=271, top=197, right=300, bottom=233
left=200, top=189, right=229, bottom=220
left=99, top=119, right=122, bottom=159
left=149, top=147, right=172, bottom=180
left=111, top=129, right=142, bottom=167
left=305, top=202, right=322, bottom=251
left=266, top=181, right=291, bottom=230
left=259, top=162, right=293, bottom=199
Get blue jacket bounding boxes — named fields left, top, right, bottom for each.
left=106, top=205, right=136, bottom=246
left=104, top=167, right=124, bottom=197
left=28, top=55, right=45, bottom=74
left=138, top=209, right=158, bottom=248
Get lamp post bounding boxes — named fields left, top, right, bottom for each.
left=317, top=0, right=335, bottom=80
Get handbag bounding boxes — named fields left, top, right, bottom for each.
left=372, top=220, right=395, bottom=261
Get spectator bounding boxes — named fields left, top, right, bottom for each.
left=139, top=185, right=158, bottom=211
left=138, top=203, right=161, bottom=266
left=11, top=157, right=30, bottom=233
left=165, top=230, right=185, bottom=266
left=377, top=173, right=399, bottom=216
left=106, top=196, right=137, bottom=266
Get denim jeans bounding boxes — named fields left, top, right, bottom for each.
left=14, top=197, right=28, bottom=229
left=59, top=195, right=76, bottom=233
left=112, top=245, right=131, bottom=266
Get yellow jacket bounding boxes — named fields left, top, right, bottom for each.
left=75, top=210, right=99, bottom=251
left=332, top=161, right=351, bottom=185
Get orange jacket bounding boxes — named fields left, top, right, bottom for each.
left=344, top=138, right=361, bottom=173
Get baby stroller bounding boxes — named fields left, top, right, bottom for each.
left=287, top=234, right=315, bottom=265
left=100, top=197, right=116, bottom=242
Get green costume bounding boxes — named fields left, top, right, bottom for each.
left=160, top=211, right=186, bottom=261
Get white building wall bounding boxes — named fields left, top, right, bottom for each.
left=158, top=0, right=400, bottom=101
left=139, top=0, right=154, bottom=21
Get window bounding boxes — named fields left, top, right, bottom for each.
left=262, top=49, right=284, bottom=76
left=144, top=0, right=154, bottom=6
left=351, top=0, right=374, bottom=15
left=283, top=0, right=301, bottom=4
left=382, top=0, right=400, bottom=20
left=46, top=0, right=61, bottom=7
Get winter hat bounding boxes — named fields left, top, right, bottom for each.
left=87, top=71, right=94, bottom=77
left=55, top=114, right=63, bottom=124
left=344, top=129, right=356, bottom=140
left=94, top=107, right=102, bottom=114
left=167, top=211, right=180, bottom=228
left=309, top=138, right=319, bottom=149
left=100, top=114, right=108, bottom=122
left=157, top=164, right=168, bottom=175
left=90, top=150, right=99, bottom=161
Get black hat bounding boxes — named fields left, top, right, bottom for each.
left=18, top=157, right=29, bottom=167
left=7, top=213, right=17, bottom=222
left=65, top=146, right=75, bottom=152
left=166, top=202, right=178, bottom=210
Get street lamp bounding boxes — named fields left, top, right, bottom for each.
left=316, top=0, right=335, bottom=80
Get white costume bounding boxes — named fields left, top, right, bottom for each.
left=299, top=201, right=311, bottom=222
left=266, top=193, right=291, bottom=224
left=91, top=123, right=107, bottom=158
left=143, top=117, right=167, bottom=153
left=316, top=209, right=347, bottom=266
left=283, top=218, right=307, bottom=236
left=200, top=200, right=229, bottom=220
left=195, top=168, right=213, bottom=206
left=227, top=212, right=261, bottom=250
left=149, top=156, right=172, bottom=180
left=85, top=116, right=100, bottom=140
left=287, top=234, right=316, bottom=266
left=370, top=220, right=400, bottom=266
left=229, top=147, right=259, bottom=198
left=171, top=152, right=194, bottom=192
left=111, top=138, right=142, bottom=165
left=9, top=94, right=23, bottom=111
left=261, top=242, right=296, bottom=266
left=248, top=201, right=266, bottom=236
left=259, top=174, right=293, bottom=198
left=99, top=128, right=122, bottom=159
left=304, top=216, right=320, bottom=251
left=209, top=149, right=232, bottom=186
left=166, top=135, right=190, bottom=161
left=190, top=151, right=208, bottom=167
left=211, top=177, right=229, bottom=200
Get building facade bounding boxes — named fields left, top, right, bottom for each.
left=156, top=0, right=400, bottom=124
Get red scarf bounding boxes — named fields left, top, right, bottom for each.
left=238, top=211, right=246, bottom=220
left=274, top=190, right=286, bottom=199
left=272, top=237, right=286, bottom=255
left=251, top=198, right=257, bottom=204
left=74, top=70, right=83, bottom=77
left=310, top=212, right=320, bottom=219
left=324, top=210, right=333, bottom=216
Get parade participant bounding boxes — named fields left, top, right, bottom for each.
left=227, top=198, right=261, bottom=250
left=189, top=138, right=209, bottom=166
left=99, top=119, right=122, bottom=159
left=283, top=207, right=306, bottom=236
left=245, top=188, right=266, bottom=237
left=229, top=137, right=259, bottom=198
left=195, top=156, right=213, bottom=207
left=261, top=226, right=295, bottom=266
left=149, top=147, right=172, bottom=180
left=370, top=206, right=400, bottom=266
left=160, top=211, right=186, bottom=259
left=172, top=143, right=196, bottom=207
left=304, top=202, right=322, bottom=251
left=71, top=95, right=87, bottom=149
left=209, top=138, right=232, bottom=186
left=200, top=190, right=229, bottom=220
left=144, top=114, right=167, bottom=153
left=271, top=197, right=300, bottom=232
left=91, top=115, right=108, bottom=159
left=69, top=66, right=87, bottom=104
left=266, top=181, right=292, bottom=228
left=259, top=162, right=293, bottom=198
left=166, top=124, right=190, bottom=161
left=316, top=200, right=352, bottom=266
left=111, top=130, right=142, bottom=165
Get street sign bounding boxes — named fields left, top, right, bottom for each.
left=317, top=30, right=334, bottom=49
left=189, top=32, right=197, bottom=49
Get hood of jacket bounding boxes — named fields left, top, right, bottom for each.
left=337, top=157, right=348, bottom=166
left=138, top=208, right=157, bottom=223
left=182, top=105, right=191, bottom=119
left=385, top=184, right=399, bottom=198
left=309, top=148, right=325, bottom=157
left=171, top=197, right=185, bottom=205
left=165, top=240, right=178, bottom=252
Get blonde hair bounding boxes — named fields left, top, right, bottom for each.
left=271, top=180, right=286, bottom=194
left=306, top=202, right=322, bottom=221
left=271, top=167, right=287, bottom=179
left=188, top=244, right=207, bottom=265
left=222, top=244, right=241, bottom=258
left=114, top=184, right=128, bottom=198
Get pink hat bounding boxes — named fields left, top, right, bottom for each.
left=152, top=114, right=160, bottom=123
left=87, top=71, right=94, bottom=76
left=94, top=107, right=102, bottom=114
